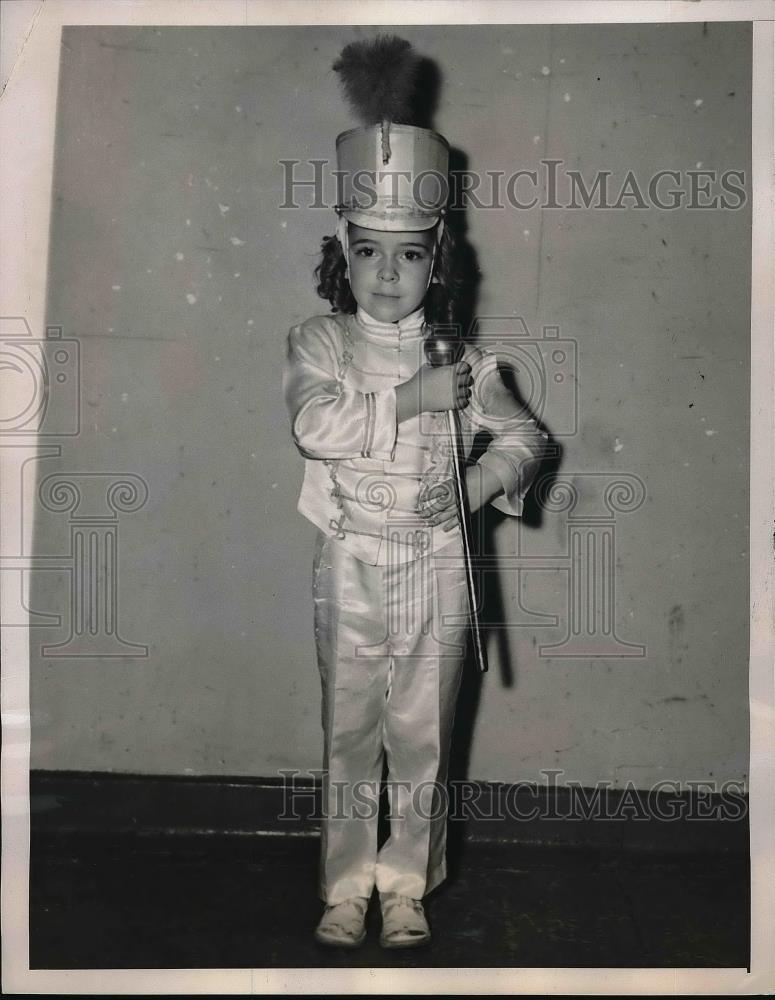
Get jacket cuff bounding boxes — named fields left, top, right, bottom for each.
left=477, top=450, right=525, bottom=517
left=363, top=387, right=398, bottom=461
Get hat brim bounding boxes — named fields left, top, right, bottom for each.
left=339, top=209, right=442, bottom=232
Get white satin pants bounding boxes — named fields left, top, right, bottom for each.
left=312, top=530, right=469, bottom=904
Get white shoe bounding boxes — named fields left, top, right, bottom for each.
left=379, top=892, right=431, bottom=949
left=314, top=896, right=369, bottom=948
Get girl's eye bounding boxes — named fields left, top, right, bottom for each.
left=351, top=247, right=426, bottom=262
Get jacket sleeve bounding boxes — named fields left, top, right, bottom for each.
left=283, top=319, right=398, bottom=461
left=462, top=347, right=549, bottom=516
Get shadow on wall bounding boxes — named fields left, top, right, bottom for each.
left=441, top=147, right=565, bottom=795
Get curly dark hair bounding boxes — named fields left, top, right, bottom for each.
left=314, top=220, right=466, bottom=328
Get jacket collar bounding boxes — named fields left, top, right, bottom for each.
left=352, top=305, right=426, bottom=343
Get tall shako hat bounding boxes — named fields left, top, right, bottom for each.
left=333, top=35, right=449, bottom=262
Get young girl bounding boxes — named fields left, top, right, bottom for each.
left=283, top=37, right=547, bottom=949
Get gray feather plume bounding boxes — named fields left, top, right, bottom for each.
left=332, top=35, right=422, bottom=125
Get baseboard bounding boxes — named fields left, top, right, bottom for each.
left=30, top=770, right=749, bottom=856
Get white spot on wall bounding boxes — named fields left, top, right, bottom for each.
left=121, top=393, right=129, bottom=403
left=215, top=356, right=221, bottom=362
left=230, top=237, right=245, bottom=246
left=613, top=438, right=624, bottom=452
left=112, top=284, right=121, bottom=291
left=695, top=161, right=703, bottom=169
left=186, top=293, right=197, bottom=305
left=218, top=203, right=230, bottom=215
left=186, top=219, right=191, bottom=227
left=563, top=93, right=571, bottom=102
left=541, top=66, right=551, bottom=76
left=281, top=221, right=288, bottom=229
left=233, top=272, right=241, bottom=278
left=175, top=252, right=184, bottom=261
left=533, top=134, right=541, bottom=144
left=235, top=105, right=243, bottom=112
left=694, top=98, right=703, bottom=107
left=523, top=229, right=531, bottom=241
left=705, top=429, right=717, bottom=436
left=559, top=57, right=566, bottom=64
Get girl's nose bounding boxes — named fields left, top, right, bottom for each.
left=378, top=260, right=398, bottom=281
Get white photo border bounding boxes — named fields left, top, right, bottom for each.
left=1, top=1, right=772, bottom=994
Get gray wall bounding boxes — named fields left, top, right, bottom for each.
left=31, top=23, right=751, bottom=788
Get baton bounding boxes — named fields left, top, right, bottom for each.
left=424, top=332, right=488, bottom=674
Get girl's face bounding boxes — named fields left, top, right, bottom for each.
left=346, top=223, right=436, bottom=324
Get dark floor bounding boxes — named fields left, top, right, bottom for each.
left=30, top=833, right=749, bottom=969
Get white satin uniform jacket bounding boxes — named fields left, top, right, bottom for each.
left=283, top=304, right=548, bottom=564
left=283, top=305, right=548, bottom=904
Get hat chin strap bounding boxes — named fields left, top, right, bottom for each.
left=336, top=214, right=351, bottom=280
left=336, top=215, right=444, bottom=295
left=427, top=218, right=444, bottom=291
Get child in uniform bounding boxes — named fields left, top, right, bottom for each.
left=283, top=36, right=548, bottom=949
